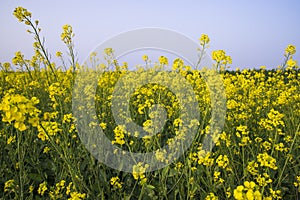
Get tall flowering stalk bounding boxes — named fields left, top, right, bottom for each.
left=13, top=7, right=57, bottom=79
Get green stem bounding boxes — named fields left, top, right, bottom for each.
left=17, top=130, right=24, bottom=200
left=186, top=160, right=192, bottom=200
left=242, top=146, right=245, bottom=178
left=19, top=56, right=33, bottom=80
left=281, top=53, right=290, bottom=70
left=39, top=124, right=90, bottom=194
left=196, top=44, right=206, bottom=70
left=25, top=17, right=57, bottom=80
left=276, top=123, right=299, bottom=188
left=138, top=183, right=146, bottom=200
left=128, top=180, right=138, bottom=199
left=67, top=43, right=77, bottom=72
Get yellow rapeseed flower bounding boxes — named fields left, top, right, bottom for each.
left=38, top=181, right=47, bottom=196
left=132, top=162, right=149, bottom=185
left=159, top=56, right=168, bottom=65
left=13, top=7, right=32, bottom=22
left=205, top=193, right=218, bottom=200
left=7, top=136, right=16, bottom=145
left=112, top=125, right=126, bottom=145
left=287, top=59, right=297, bottom=67
left=142, top=55, right=148, bottom=62
left=285, top=44, right=296, bottom=55
left=216, top=155, right=229, bottom=169
left=68, top=192, right=86, bottom=200
left=110, top=177, right=123, bottom=189
left=257, top=153, right=278, bottom=170
left=212, top=50, right=226, bottom=63
left=200, top=34, right=210, bottom=46
left=4, top=179, right=15, bottom=192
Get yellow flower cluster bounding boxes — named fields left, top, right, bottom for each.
left=259, top=109, right=285, bottom=130
left=172, top=58, right=185, bottom=71
left=197, top=150, right=214, bottom=166
left=4, top=179, right=15, bottom=193
left=283, top=44, right=298, bottom=70
left=285, top=44, right=296, bottom=55
left=212, top=50, right=232, bottom=65
left=205, top=192, right=218, bottom=200
left=0, top=62, right=12, bottom=71
left=0, top=94, right=40, bottom=131
left=38, top=121, right=62, bottom=141
left=247, top=161, right=259, bottom=176
left=235, top=125, right=252, bottom=146
left=6, top=135, right=16, bottom=145
left=200, top=34, right=210, bottom=46
left=132, top=162, right=149, bottom=185
left=159, top=56, right=168, bottom=66
left=13, top=7, right=32, bottom=23
left=256, top=173, right=272, bottom=187
left=155, top=149, right=168, bottom=163
left=47, top=180, right=87, bottom=200
left=38, top=181, right=48, bottom=196
left=104, top=47, right=114, bottom=56
left=110, top=176, right=123, bottom=189
left=233, top=181, right=262, bottom=200
left=142, top=54, right=149, bottom=62
left=49, top=180, right=66, bottom=199
left=48, top=82, right=66, bottom=109
left=287, top=59, right=297, bottom=68
left=12, top=51, right=26, bottom=66
left=257, top=153, right=278, bottom=170
left=216, top=154, right=229, bottom=169
left=61, top=24, right=74, bottom=45
left=112, top=125, right=126, bottom=145
left=68, top=192, right=86, bottom=200
left=211, top=49, right=232, bottom=71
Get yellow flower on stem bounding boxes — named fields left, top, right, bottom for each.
left=200, top=34, right=210, bottom=46
left=132, top=162, right=149, bottom=185
left=285, top=44, right=296, bottom=55
left=38, top=181, right=47, bottom=196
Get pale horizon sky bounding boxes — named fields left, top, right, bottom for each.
left=1, top=1, right=300, bottom=70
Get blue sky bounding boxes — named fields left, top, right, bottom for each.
left=1, top=0, right=300, bottom=69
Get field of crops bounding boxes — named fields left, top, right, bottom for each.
left=0, top=7, right=299, bottom=200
